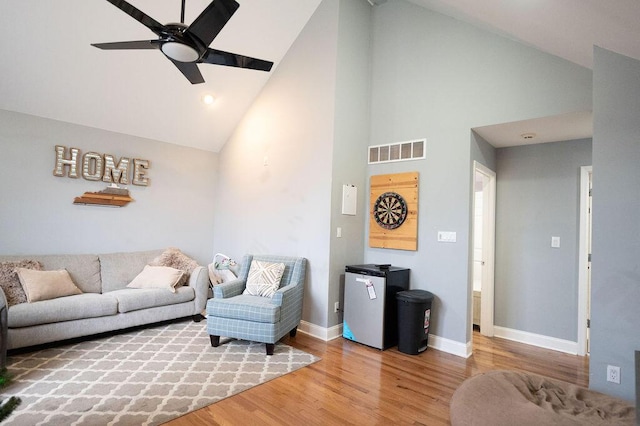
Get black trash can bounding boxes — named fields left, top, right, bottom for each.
left=396, top=290, right=434, bottom=355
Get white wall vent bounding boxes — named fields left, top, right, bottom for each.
left=368, top=139, right=426, bottom=164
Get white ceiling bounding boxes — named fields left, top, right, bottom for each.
left=472, top=111, right=593, bottom=149
left=408, top=0, right=640, bottom=70
left=2, top=1, right=639, bottom=151
left=0, top=0, right=321, bottom=152
left=408, top=0, right=640, bottom=147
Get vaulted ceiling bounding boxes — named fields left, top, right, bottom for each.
left=2, top=0, right=639, bottom=152
left=0, top=0, right=321, bottom=152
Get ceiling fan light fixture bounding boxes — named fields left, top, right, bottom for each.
left=92, top=0, right=273, bottom=84
left=202, top=94, right=216, bottom=105
left=161, top=42, right=199, bottom=62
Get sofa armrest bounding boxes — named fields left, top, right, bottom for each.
left=213, top=278, right=245, bottom=299
left=0, top=287, right=7, bottom=369
left=0, top=287, right=6, bottom=315
left=188, top=266, right=209, bottom=315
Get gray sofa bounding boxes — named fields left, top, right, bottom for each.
left=0, top=249, right=209, bottom=351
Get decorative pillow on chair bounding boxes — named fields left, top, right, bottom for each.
left=127, top=265, right=185, bottom=293
left=16, top=268, right=82, bottom=303
left=0, top=260, right=42, bottom=306
left=243, top=260, right=285, bottom=298
left=149, top=247, right=198, bottom=287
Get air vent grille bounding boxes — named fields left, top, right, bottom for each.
left=368, top=139, right=426, bottom=164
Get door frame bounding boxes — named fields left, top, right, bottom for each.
left=577, top=165, right=592, bottom=356
left=472, top=161, right=496, bottom=338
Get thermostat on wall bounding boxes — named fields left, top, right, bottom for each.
left=342, top=184, right=357, bottom=215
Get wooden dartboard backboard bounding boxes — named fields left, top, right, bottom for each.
left=369, top=172, right=418, bottom=251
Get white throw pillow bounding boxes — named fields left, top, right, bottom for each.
left=127, top=265, right=184, bottom=293
left=243, top=260, right=285, bottom=298
left=16, top=268, right=83, bottom=303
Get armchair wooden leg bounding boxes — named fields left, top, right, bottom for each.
left=266, top=343, right=275, bottom=356
left=210, top=335, right=220, bottom=347
left=289, top=327, right=298, bottom=338
left=192, top=314, right=204, bottom=322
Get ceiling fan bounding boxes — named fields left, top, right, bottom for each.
left=92, top=0, right=274, bottom=84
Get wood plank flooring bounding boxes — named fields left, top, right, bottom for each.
left=166, top=332, right=589, bottom=425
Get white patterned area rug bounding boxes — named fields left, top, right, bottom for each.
left=0, top=320, right=319, bottom=425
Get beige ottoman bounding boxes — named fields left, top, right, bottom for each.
left=450, top=370, right=635, bottom=425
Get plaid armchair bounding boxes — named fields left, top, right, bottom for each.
left=206, top=254, right=307, bottom=355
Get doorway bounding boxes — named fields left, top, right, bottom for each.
left=577, top=166, right=592, bottom=355
left=472, top=161, right=496, bottom=338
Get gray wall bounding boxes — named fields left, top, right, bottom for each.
left=0, top=109, right=217, bottom=265
left=213, top=0, right=373, bottom=330
left=213, top=0, right=339, bottom=328
left=364, top=1, right=592, bottom=345
left=591, top=47, right=640, bottom=401
left=471, top=132, right=497, bottom=172
left=494, top=139, right=592, bottom=341
left=328, top=0, right=372, bottom=328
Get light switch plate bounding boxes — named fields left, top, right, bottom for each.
left=551, top=236, right=560, bottom=248
left=438, top=231, right=457, bottom=243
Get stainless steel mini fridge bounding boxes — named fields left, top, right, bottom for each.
left=343, top=264, right=410, bottom=350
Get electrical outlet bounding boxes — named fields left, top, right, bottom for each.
left=607, top=365, right=621, bottom=384
left=334, top=302, right=340, bottom=313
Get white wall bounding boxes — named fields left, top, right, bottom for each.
left=0, top=109, right=217, bottom=264
left=212, top=0, right=339, bottom=327
left=365, top=1, right=592, bottom=345
left=472, top=189, right=482, bottom=292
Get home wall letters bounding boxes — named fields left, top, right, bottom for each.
left=53, top=145, right=150, bottom=186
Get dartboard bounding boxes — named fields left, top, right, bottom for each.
left=373, top=192, right=408, bottom=230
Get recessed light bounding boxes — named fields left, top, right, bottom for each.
left=202, top=94, right=215, bottom=105
left=521, top=132, right=536, bottom=140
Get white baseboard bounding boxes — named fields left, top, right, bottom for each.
left=298, top=320, right=343, bottom=341
left=428, top=334, right=471, bottom=358
left=299, top=321, right=470, bottom=358
left=493, top=326, right=578, bottom=355
left=299, top=323, right=577, bottom=357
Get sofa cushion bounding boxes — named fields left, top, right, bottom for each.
left=207, top=294, right=280, bottom=324
left=7, top=293, right=118, bottom=328
left=99, top=249, right=164, bottom=293
left=0, top=254, right=101, bottom=294
left=0, top=260, right=42, bottom=306
left=108, top=286, right=195, bottom=313
left=16, top=268, right=82, bottom=302
left=149, top=247, right=198, bottom=287
left=126, top=265, right=184, bottom=293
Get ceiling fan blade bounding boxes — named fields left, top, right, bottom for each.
left=170, top=60, right=205, bottom=84
left=92, top=40, right=159, bottom=50
left=187, top=0, right=239, bottom=47
left=104, top=0, right=165, bottom=36
left=202, top=48, right=273, bottom=72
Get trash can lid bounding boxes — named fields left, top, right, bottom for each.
left=397, top=289, right=434, bottom=302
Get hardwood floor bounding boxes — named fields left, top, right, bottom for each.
left=166, top=332, right=589, bottom=425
